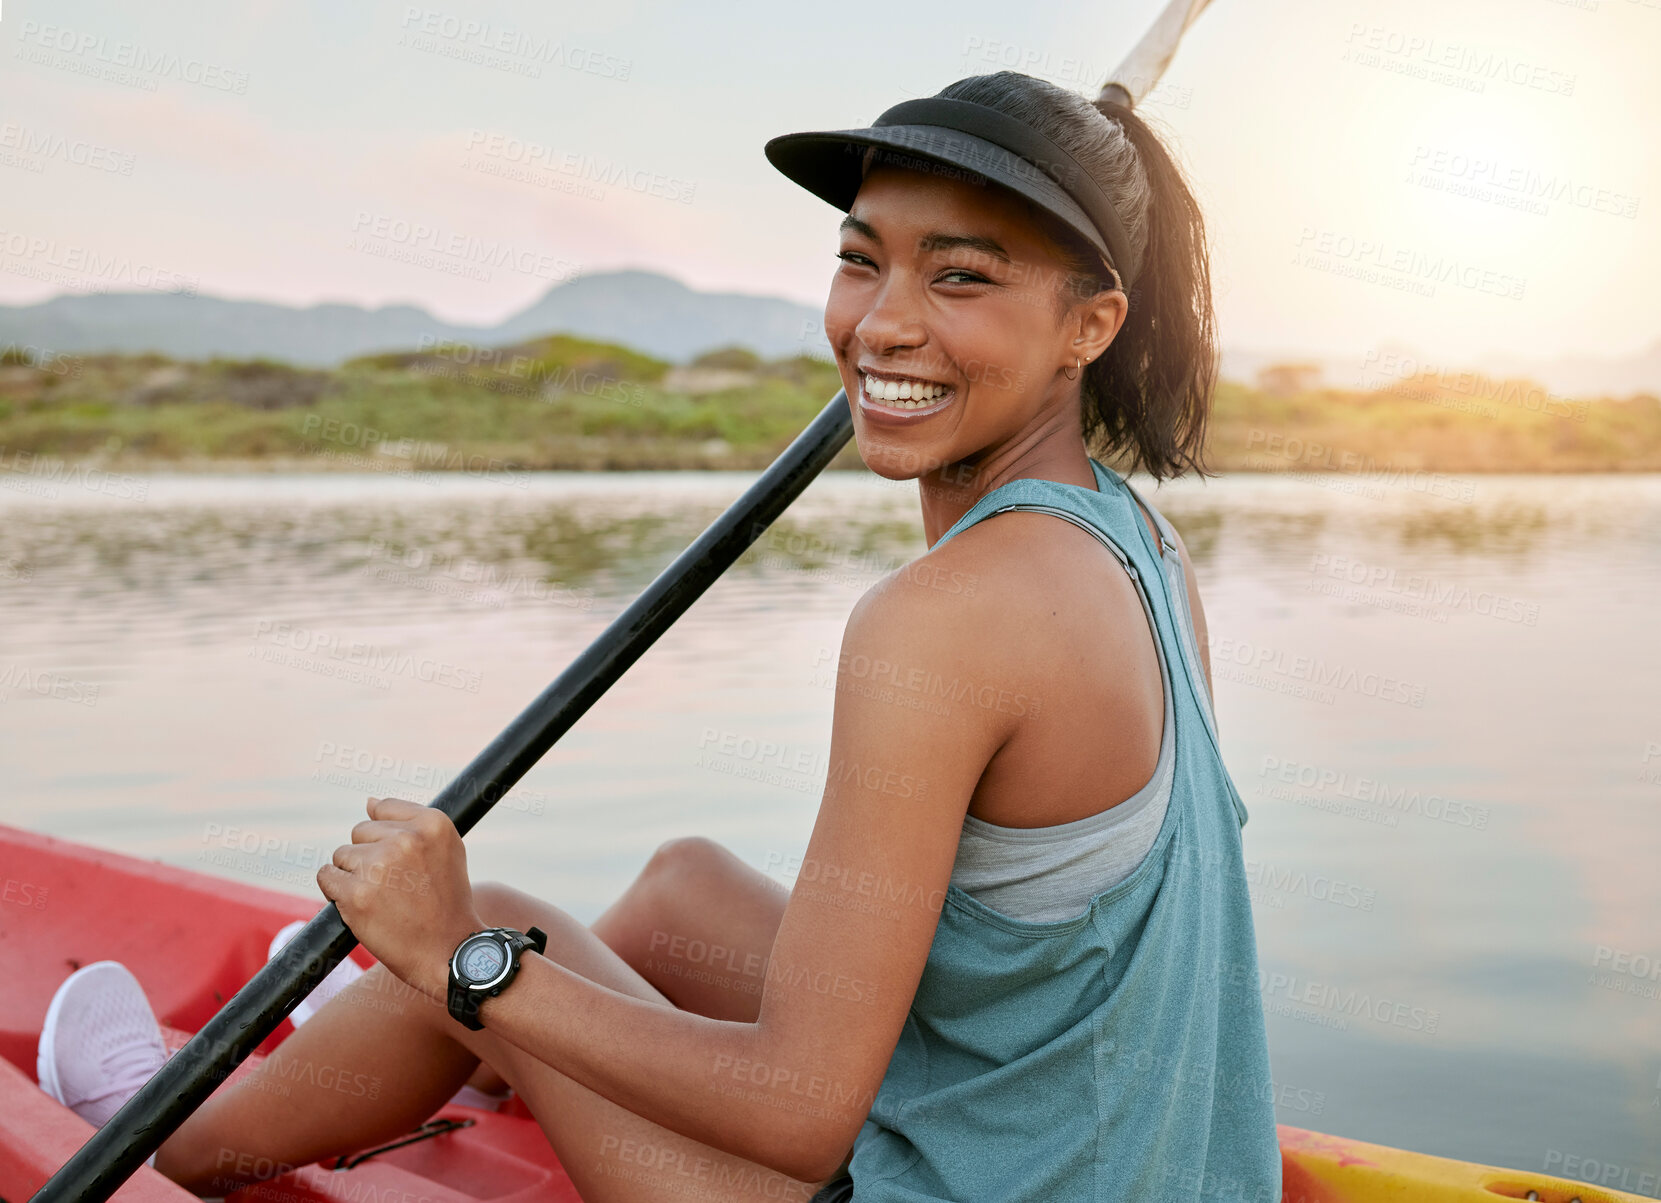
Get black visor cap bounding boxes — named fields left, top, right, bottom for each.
left=764, top=96, right=1136, bottom=291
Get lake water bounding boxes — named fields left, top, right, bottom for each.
left=2, top=467, right=1658, bottom=1191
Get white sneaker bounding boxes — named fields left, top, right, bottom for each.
left=37, top=961, right=168, bottom=1144
left=267, top=921, right=514, bottom=1112
left=268, top=919, right=366, bottom=1026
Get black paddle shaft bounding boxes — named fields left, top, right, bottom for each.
left=32, top=391, right=855, bottom=1203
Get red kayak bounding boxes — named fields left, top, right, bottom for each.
left=0, top=823, right=1646, bottom=1202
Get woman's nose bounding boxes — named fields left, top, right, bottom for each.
left=853, top=270, right=927, bottom=356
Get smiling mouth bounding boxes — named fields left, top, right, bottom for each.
left=859, top=370, right=955, bottom=411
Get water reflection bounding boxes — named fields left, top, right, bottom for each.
left=2, top=468, right=1659, bottom=1183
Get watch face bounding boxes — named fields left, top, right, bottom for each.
left=459, top=936, right=507, bottom=984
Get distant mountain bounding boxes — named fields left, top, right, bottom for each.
left=0, top=270, right=831, bottom=368
left=491, top=270, right=827, bottom=362
left=0, top=291, right=479, bottom=367
left=1, top=271, right=1655, bottom=397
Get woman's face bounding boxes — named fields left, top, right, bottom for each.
left=823, top=162, right=1123, bottom=484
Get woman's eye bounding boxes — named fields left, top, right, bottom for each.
left=836, top=251, right=875, bottom=269
left=939, top=269, right=991, bottom=285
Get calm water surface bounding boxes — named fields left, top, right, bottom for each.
left=2, top=468, right=1658, bottom=1187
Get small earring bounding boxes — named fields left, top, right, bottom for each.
left=1063, top=356, right=1080, bottom=382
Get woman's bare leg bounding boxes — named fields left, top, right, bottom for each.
left=154, top=839, right=828, bottom=1202
left=591, top=836, right=791, bottom=1022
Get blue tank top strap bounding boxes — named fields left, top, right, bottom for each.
left=930, top=458, right=1247, bottom=830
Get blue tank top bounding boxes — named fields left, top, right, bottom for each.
left=844, top=457, right=1282, bottom=1202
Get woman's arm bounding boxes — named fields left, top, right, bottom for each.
left=320, top=546, right=1019, bottom=1182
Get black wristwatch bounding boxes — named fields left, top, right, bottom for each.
left=447, top=925, right=547, bottom=1030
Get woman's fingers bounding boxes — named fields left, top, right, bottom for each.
left=367, top=796, right=424, bottom=821
left=332, top=841, right=368, bottom=872
left=315, top=861, right=357, bottom=908
left=349, top=818, right=416, bottom=845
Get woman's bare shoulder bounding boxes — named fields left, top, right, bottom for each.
left=848, top=510, right=1133, bottom=677
left=862, top=511, right=1072, bottom=624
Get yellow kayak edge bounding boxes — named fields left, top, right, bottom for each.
left=1279, top=1124, right=1657, bottom=1202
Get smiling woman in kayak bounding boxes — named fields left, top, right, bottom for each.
left=38, top=71, right=1280, bottom=1202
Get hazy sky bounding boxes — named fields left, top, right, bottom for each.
left=1, top=0, right=1655, bottom=368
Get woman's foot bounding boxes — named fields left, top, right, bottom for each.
left=269, top=921, right=514, bottom=1112
left=36, top=960, right=168, bottom=1157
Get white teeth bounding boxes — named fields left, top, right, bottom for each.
left=862, top=374, right=948, bottom=411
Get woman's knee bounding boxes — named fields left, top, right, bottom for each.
left=639, top=835, right=734, bottom=898
left=589, top=837, right=736, bottom=963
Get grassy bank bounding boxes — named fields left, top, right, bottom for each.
left=1, top=337, right=1657, bottom=475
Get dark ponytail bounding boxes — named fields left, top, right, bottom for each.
left=937, top=72, right=1218, bottom=482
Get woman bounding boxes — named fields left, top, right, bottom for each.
left=38, top=71, right=1280, bottom=1202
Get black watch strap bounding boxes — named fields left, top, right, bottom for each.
left=447, top=925, right=548, bottom=1031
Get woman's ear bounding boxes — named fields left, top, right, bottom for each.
left=1070, top=289, right=1128, bottom=369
